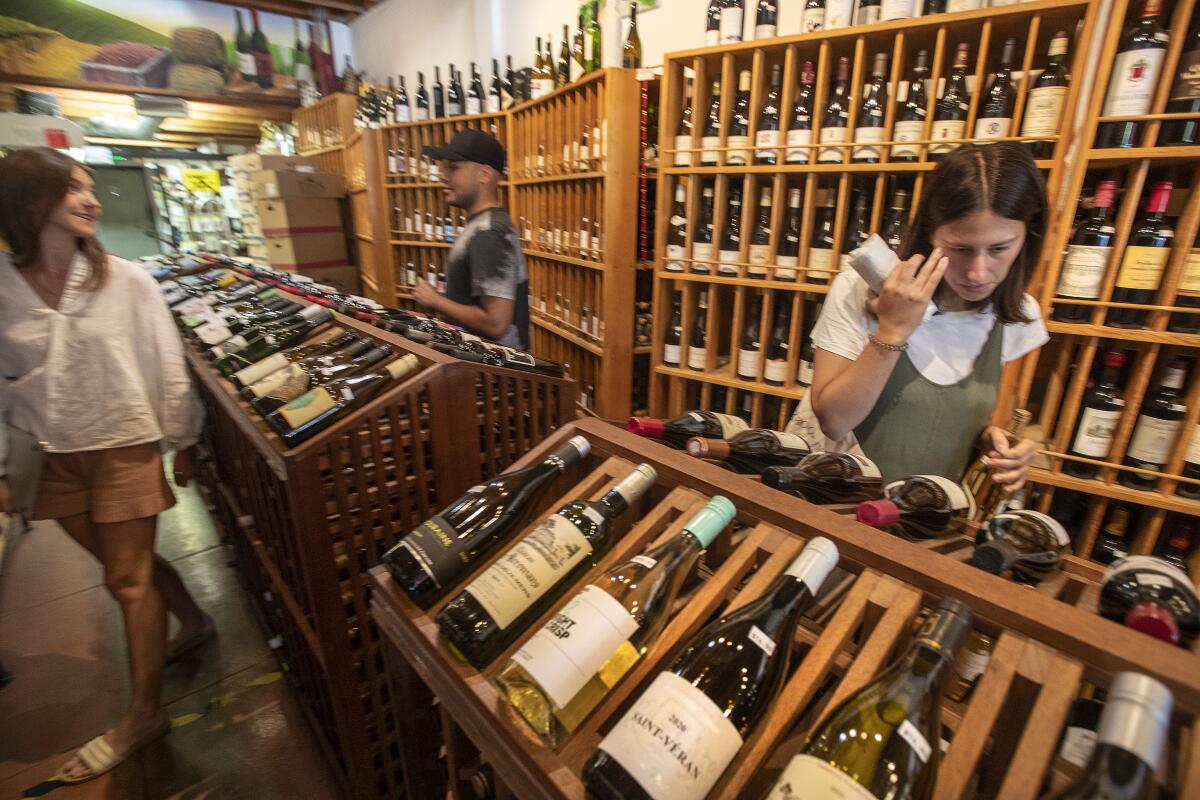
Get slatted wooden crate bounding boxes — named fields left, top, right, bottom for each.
left=186, top=303, right=575, bottom=799
left=295, top=92, right=359, bottom=154
left=370, top=417, right=1200, bottom=800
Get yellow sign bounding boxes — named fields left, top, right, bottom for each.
left=183, top=169, right=221, bottom=193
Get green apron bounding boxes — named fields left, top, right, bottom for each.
left=855, top=320, right=1003, bottom=484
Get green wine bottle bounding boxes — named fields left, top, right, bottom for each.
left=240, top=337, right=371, bottom=400
left=765, top=597, right=973, bottom=800
left=251, top=345, right=392, bottom=415
left=437, top=464, right=659, bottom=669
left=497, top=496, right=737, bottom=747
left=230, top=331, right=360, bottom=389
left=214, top=307, right=333, bottom=377
left=583, top=537, right=840, bottom=800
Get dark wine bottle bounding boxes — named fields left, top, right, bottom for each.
left=230, top=331, right=359, bottom=389
left=663, top=292, right=682, bottom=367
left=432, top=65, right=446, bottom=118
left=1099, top=555, right=1200, bottom=645
left=762, top=452, right=884, bottom=504
left=747, top=187, right=773, bottom=278
left=1160, top=20, right=1200, bottom=146
left=817, top=56, right=852, bottom=163
left=764, top=299, right=791, bottom=385
left=701, top=80, right=723, bottom=165
left=718, top=184, right=744, bottom=276
left=1053, top=181, right=1118, bottom=323
left=775, top=188, right=802, bottom=282
left=1092, top=504, right=1132, bottom=565
left=249, top=10, right=274, bottom=89
left=755, top=0, right=778, bottom=37
left=755, top=64, right=783, bottom=165
left=436, top=464, right=658, bottom=668
left=1120, top=359, right=1187, bottom=490
left=892, top=50, right=930, bottom=162
left=665, top=182, right=688, bottom=272
left=882, top=187, right=911, bottom=250
left=1178, top=424, right=1200, bottom=498
left=415, top=71, right=430, bottom=120
left=853, top=52, right=890, bottom=163
left=583, top=537, right=840, bottom=800
left=856, top=474, right=975, bottom=540
left=234, top=10, right=255, bottom=82
left=251, top=345, right=392, bottom=415
left=737, top=292, right=763, bottom=379
left=1108, top=181, right=1174, bottom=329
left=692, top=186, right=716, bottom=272
left=1064, top=349, right=1127, bottom=478
left=807, top=189, right=837, bottom=284
left=1021, top=31, right=1071, bottom=159
left=727, top=70, right=753, bottom=166
left=688, top=290, right=710, bottom=370
left=214, top=308, right=333, bottom=377
left=1169, top=229, right=1200, bottom=332
left=1096, top=0, right=1168, bottom=149
left=706, top=0, right=721, bottom=46
left=785, top=61, right=816, bottom=164
left=1159, top=517, right=1194, bottom=573
left=969, top=509, right=1071, bottom=584
left=687, top=428, right=811, bottom=473
left=930, top=43, right=971, bottom=159
left=627, top=410, right=749, bottom=449
left=974, top=37, right=1018, bottom=141
left=382, top=436, right=591, bottom=607
left=241, top=338, right=372, bottom=401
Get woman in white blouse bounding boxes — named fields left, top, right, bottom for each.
left=0, top=148, right=211, bottom=783
left=795, top=143, right=1048, bottom=487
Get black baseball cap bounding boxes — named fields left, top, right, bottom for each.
left=422, top=129, right=506, bottom=173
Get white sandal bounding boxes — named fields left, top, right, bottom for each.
left=55, top=718, right=170, bottom=784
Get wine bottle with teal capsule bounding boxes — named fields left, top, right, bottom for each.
left=437, top=464, right=659, bottom=668
left=496, top=495, right=737, bottom=747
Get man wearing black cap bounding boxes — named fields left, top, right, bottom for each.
left=414, top=128, right=529, bottom=349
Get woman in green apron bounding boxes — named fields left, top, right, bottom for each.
left=797, top=143, right=1049, bottom=487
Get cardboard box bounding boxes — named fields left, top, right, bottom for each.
left=265, top=232, right=348, bottom=270
left=228, top=153, right=318, bottom=173
left=246, top=242, right=269, bottom=259
left=291, top=264, right=362, bottom=295
left=254, top=197, right=343, bottom=237
left=252, top=170, right=344, bottom=200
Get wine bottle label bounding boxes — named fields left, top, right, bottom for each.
left=234, top=352, right=291, bottom=387
left=880, top=0, right=915, bottom=19
left=770, top=431, right=810, bottom=451
left=486, top=96, right=501, bottom=113
left=692, top=242, right=714, bottom=264
left=747, top=625, right=776, bottom=655
left=766, top=755, right=875, bottom=799
left=817, top=127, right=848, bottom=162
left=196, top=322, right=234, bottom=346
left=278, top=386, right=337, bottom=428
left=726, top=135, right=751, bottom=165
left=1136, top=572, right=1173, bottom=589
left=396, top=105, right=412, bottom=122
left=748, top=244, right=772, bottom=271
left=891, top=119, right=925, bottom=158
left=1021, top=86, right=1068, bottom=137
left=807, top=248, right=835, bottom=282
left=417, top=107, right=430, bottom=120
left=775, top=254, right=798, bottom=280
left=1103, top=48, right=1167, bottom=117
left=1178, top=251, right=1200, bottom=294
left=973, top=117, right=1012, bottom=140
left=801, top=8, right=824, bottom=32
left=737, top=348, right=761, bottom=378
left=706, top=29, right=720, bottom=46
left=1125, top=414, right=1182, bottom=464
left=674, top=135, right=693, bottom=166
left=693, top=411, right=749, bottom=439
left=597, top=671, right=743, bottom=800
left=720, top=8, right=744, bottom=42
left=464, top=514, right=593, bottom=629
left=238, top=52, right=256, bottom=76
left=632, top=554, right=658, bottom=569
left=929, top=119, right=965, bottom=153
left=897, top=719, right=933, bottom=762
left=511, top=585, right=640, bottom=708
left=946, top=0, right=981, bottom=10
left=250, top=363, right=306, bottom=399
left=847, top=453, right=882, bottom=478
left=852, top=127, right=885, bottom=160
left=1169, top=50, right=1200, bottom=102
left=856, top=4, right=880, bottom=24
left=923, top=475, right=972, bottom=511
left=1115, top=245, right=1170, bottom=291
left=824, top=0, right=854, bottom=28
left=664, top=344, right=681, bottom=364
left=785, top=128, right=812, bottom=162
left=688, top=346, right=707, bottom=370
left=719, top=249, right=740, bottom=273
left=1071, top=407, right=1122, bottom=457
left=464, top=97, right=481, bottom=115
left=701, top=135, right=721, bottom=163
left=954, top=646, right=991, bottom=683
left=666, top=243, right=687, bottom=271
left=765, top=358, right=788, bottom=384
left=1185, top=425, right=1200, bottom=464
left=755, top=24, right=777, bottom=38
left=755, top=129, right=780, bottom=149
left=212, top=335, right=248, bottom=358
left=1058, top=727, right=1098, bottom=769
left=1056, top=244, right=1113, bottom=299
left=396, top=514, right=469, bottom=589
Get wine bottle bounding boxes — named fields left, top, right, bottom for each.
left=437, top=464, right=658, bottom=668
left=627, top=410, right=749, bottom=449
left=1178, top=425, right=1200, bottom=499
left=559, top=24, right=572, bottom=83
left=416, top=71, right=430, bottom=120
left=801, top=0, right=825, bottom=32
left=853, top=53, right=890, bottom=163
left=692, top=186, right=716, bottom=272
left=1160, top=21, right=1200, bottom=146
left=856, top=474, right=976, bottom=540
left=689, top=291, right=710, bottom=370
left=1120, top=359, right=1188, bottom=489
left=448, top=64, right=464, bottom=116
left=623, top=1, right=642, bottom=68
left=231, top=331, right=360, bottom=389
left=798, top=339, right=815, bottom=386
left=945, top=629, right=993, bottom=703
left=214, top=308, right=333, bottom=377
left=974, top=37, right=1018, bottom=141
left=962, top=408, right=1031, bottom=522
left=1099, top=555, right=1200, bottom=645
left=1048, top=672, right=1173, bottom=800
left=1021, top=31, right=1071, bottom=159
left=720, top=0, right=745, bottom=43
left=674, top=80, right=695, bottom=166
left=737, top=292, right=763, bottom=380
left=465, top=62, right=482, bottom=115
left=706, top=0, right=721, bottom=45
left=1062, top=350, right=1127, bottom=478
left=545, top=36, right=557, bottom=92
left=268, top=354, right=422, bottom=447
left=807, top=189, right=836, bottom=284
left=1096, top=0, right=1168, bottom=149
left=882, top=187, right=911, bottom=250
left=753, top=0, right=778, bottom=37
left=776, top=188, right=802, bottom=281
left=718, top=184, right=744, bottom=276
left=762, top=452, right=883, bottom=503
left=241, top=338, right=372, bottom=401
left=1109, top=181, right=1174, bottom=329
left=433, top=65, right=446, bottom=117
left=748, top=187, right=773, bottom=278
left=383, top=436, right=591, bottom=607
left=765, top=597, right=972, bottom=800
left=501, top=56, right=516, bottom=109
left=1053, top=181, right=1118, bottom=323
left=249, top=10, right=274, bottom=89
left=727, top=70, right=753, bottom=166
left=496, top=497, right=736, bottom=748
left=841, top=188, right=872, bottom=272
left=663, top=292, right=682, bottom=367
left=931, top=42, right=972, bottom=159
left=251, top=345, right=392, bottom=415
left=969, top=509, right=1071, bottom=584
left=1092, top=504, right=1132, bottom=565
left=1169, top=229, right=1200, bottom=333
left=818, top=57, right=852, bottom=163
left=824, top=0, right=854, bottom=29
left=892, top=50, right=930, bottom=162
left=763, top=300, right=791, bottom=385
left=785, top=61, right=816, bottom=164
left=1160, top=517, right=1194, bottom=572
left=755, top=65, right=783, bottom=165
left=583, top=537, right=840, bottom=800
left=687, top=428, right=810, bottom=473
left=701, top=80, right=723, bottom=165
left=587, top=0, right=602, bottom=71
left=665, top=183, right=689, bottom=272
left=234, top=10, right=255, bottom=82
left=880, top=0, right=916, bottom=21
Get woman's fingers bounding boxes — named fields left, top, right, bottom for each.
left=919, top=253, right=949, bottom=294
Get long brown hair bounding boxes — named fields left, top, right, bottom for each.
left=0, top=147, right=108, bottom=290
left=901, top=143, right=1047, bottom=324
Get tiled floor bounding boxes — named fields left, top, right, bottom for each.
left=0, top=471, right=342, bottom=799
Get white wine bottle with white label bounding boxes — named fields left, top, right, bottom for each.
left=496, top=496, right=737, bottom=747
left=583, top=537, right=840, bottom=800
left=685, top=428, right=811, bottom=474
left=437, top=464, right=658, bottom=668
left=969, top=509, right=1071, bottom=584
left=765, top=597, right=972, bottom=800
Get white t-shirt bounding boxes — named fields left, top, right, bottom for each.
left=811, top=270, right=1049, bottom=386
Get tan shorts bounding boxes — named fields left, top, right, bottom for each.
left=31, top=441, right=176, bottom=524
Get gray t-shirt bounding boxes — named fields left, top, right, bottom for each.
left=445, top=207, right=529, bottom=350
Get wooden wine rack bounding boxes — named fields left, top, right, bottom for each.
left=648, top=0, right=1103, bottom=432
left=370, top=418, right=1200, bottom=800
left=295, top=92, right=359, bottom=158
left=1014, top=0, right=1200, bottom=565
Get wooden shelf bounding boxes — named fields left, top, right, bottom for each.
left=510, top=170, right=606, bottom=186
left=297, top=142, right=347, bottom=157
left=530, top=314, right=604, bottom=356
left=1028, top=467, right=1200, bottom=517
left=0, top=73, right=299, bottom=110
left=1045, top=320, right=1200, bottom=347
left=522, top=247, right=607, bottom=271
left=655, top=363, right=808, bottom=401
left=390, top=238, right=453, bottom=248
left=380, top=111, right=507, bottom=129
left=1085, top=145, right=1200, bottom=165
left=658, top=269, right=835, bottom=293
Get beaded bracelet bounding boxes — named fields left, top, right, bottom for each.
left=868, top=331, right=909, bottom=354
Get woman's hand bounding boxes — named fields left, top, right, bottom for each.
left=867, top=248, right=950, bottom=345
left=172, top=446, right=197, bottom=488
left=982, top=426, right=1037, bottom=492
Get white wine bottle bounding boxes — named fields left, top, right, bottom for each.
left=496, top=496, right=737, bottom=747
left=766, top=597, right=973, bottom=800
left=583, top=537, right=840, bottom=800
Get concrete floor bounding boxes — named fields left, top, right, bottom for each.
left=0, top=471, right=342, bottom=799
